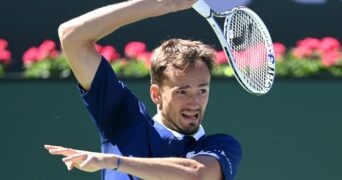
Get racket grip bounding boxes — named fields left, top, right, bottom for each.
left=192, top=0, right=211, bottom=18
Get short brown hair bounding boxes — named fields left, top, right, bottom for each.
left=150, top=39, right=216, bottom=85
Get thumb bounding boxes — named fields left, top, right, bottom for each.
left=65, top=161, right=74, bottom=171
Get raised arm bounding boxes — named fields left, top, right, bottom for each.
left=59, top=0, right=196, bottom=90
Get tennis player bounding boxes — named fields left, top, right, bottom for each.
left=45, top=0, right=241, bottom=179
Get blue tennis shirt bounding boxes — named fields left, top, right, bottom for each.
left=78, top=57, right=241, bottom=180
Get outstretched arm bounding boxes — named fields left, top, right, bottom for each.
left=59, top=0, right=196, bottom=90
left=45, top=145, right=222, bottom=180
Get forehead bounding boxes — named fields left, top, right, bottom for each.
left=162, top=61, right=211, bottom=87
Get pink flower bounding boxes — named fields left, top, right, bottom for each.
left=95, top=44, right=103, bottom=52
left=36, top=48, right=50, bottom=61
left=319, top=37, right=341, bottom=53
left=293, top=37, right=321, bottom=58
left=22, top=40, right=60, bottom=65
left=0, top=50, right=11, bottom=64
left=50, top=49, right=60, bottom=59
left=101, top=45, right=120, bottom=62
left=37, top=39, right=58, bottom=61
left=321, top=50, right=341, bottom=67
left=39, top=39, right=56, bottom=52
left=215, top=50, right=228, bottom=65
left=0, top=38, right=8, bottom=51
left=136, top=51, right=152, bottom=67
left=125, top=41, right=147, bottom=58
left=273, top=42, right=286, bottom=59
left=0, top=38, right=11, bottom=64
left=23, top=47, right=39, bottom=65
left=296, top=37, right=320, bottom=50
left=293, top=46, right=314, bottom=58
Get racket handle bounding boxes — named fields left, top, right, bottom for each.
left=192, top=0, right=211, bottom=18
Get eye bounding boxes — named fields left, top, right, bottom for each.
left=176, top=90, right=186, bottom=94
left=200, top=89, right=207, bottom=94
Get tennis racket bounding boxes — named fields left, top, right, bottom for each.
left=193, top=0, right=275, bottom=95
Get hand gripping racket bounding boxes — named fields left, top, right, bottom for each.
left=193, top=0, right=275, bottom=95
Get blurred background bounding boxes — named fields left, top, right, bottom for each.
left=0, top=0, right=341, bottom=180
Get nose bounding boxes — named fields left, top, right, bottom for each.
left=187, top=94, right=201, bottom=109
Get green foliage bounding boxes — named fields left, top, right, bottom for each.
left=276, top=57, right=322, bottom=78
left=0, top=65, right=4, bottom=77
left=212, top=64, right=234, bottom=77
left=23, top=53, right=71, bottom=79
left=16, top=38, right=342, bottom=79
left=21, top=55, right=342, bottom=79
left=274, top=50, right=342, bottom=78
left=326, top=58, right=342, bottom=76
left=111, top=59, right=150, bottom=78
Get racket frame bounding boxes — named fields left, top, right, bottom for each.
left=193, top=0, right=275, bottom=95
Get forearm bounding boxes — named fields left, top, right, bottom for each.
left=59, top=0, right=182, bottom=44
left=109, top=156, right=205, bottom=180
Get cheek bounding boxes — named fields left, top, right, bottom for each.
left=161, top=94, right=174, bottom=109
left=200, top=95, right=209, bottom=106
left=163, top=96, right=183, bottom=113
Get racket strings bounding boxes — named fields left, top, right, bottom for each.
left=226, top=9, right=270, bottom=92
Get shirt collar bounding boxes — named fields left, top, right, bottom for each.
left=152, top=114, right=205, bottom=141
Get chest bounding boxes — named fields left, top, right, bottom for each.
left=101, top=122, right=205, bottom=158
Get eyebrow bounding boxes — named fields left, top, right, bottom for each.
left=178, top=83, right=210, bottom=89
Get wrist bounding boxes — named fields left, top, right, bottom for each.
left=133, top=0, right=182, bottom=17
left=112, top=156, right=122, bottom=171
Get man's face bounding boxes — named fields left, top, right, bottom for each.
left=156, top=60, right=211, bottom=135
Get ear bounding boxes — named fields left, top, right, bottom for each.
left=150, top=84, right=162, bottom=105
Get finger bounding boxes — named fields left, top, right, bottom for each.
left=80, top=156, right=94, bottom=168
left=63, top=153, right=87, bottom=162
left=65, top=161, right=74, bottom=171
left=49, top=148, right=76, bottom=156
left=48, top=149, right=68, bottom=155
left=44, top=145, right=64, bottom=150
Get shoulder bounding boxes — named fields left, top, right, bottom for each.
left=200, top=134, right=242, bottom=164
left=201, top=134, right=242, bottom=179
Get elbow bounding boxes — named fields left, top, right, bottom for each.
left=185, top=162, right=206, bottom=180
left=58, top=22, right=76, bottom=49
left=58, top=23, right=71, bottom=45
left=194, top=166, right=206, bottom=180
left=58, top=22, right=90, bottom=48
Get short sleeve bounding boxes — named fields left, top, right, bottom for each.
left=77, top=57, right=149, bottom=141
left=187, top=134, right=242, bottom=180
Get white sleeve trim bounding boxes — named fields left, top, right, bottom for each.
left=186, top=150, right=233, bottom=175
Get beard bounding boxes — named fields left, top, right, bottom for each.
left=167, top=114, right=202, bottom=135
left=179, top=122, right=200, bottom=135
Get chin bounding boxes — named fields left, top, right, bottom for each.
left=182, top=124, right=200, bottom=135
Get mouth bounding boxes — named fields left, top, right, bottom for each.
left=181, top=112, right=199, bottom=121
